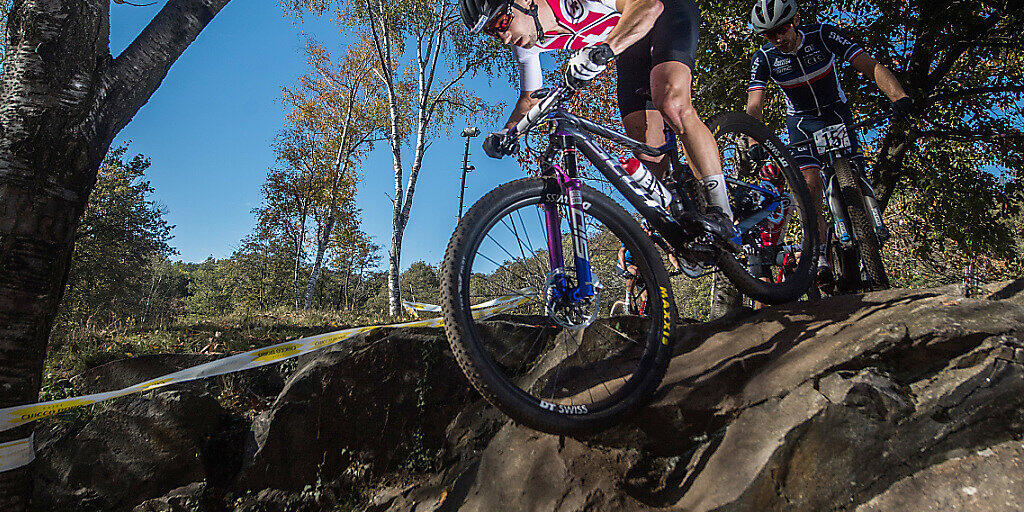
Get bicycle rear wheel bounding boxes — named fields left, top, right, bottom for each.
left=440, top=178, right=677, bottom=434
left=707, top=112, right=818, bottom=304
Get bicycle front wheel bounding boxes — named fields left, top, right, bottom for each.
left=834, top=157, right=890, bottom=290
left=440, top=178, right=677, bottom=434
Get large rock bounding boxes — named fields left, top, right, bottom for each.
left=34, top=284, right=1024, bottom=512
left=71, top=354, right=220, bottom=393
left=238, top=326, right=479, bottom=491
left=381, top=286, right=1024, bottom=512
left=989, top=277, right=1024, bottom=307
left=33, top=390, right=233, bottom=512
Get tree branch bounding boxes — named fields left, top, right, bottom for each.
left=927, top=84, right=1024, bottom=104
left=100, top=0, right=232, bottom=137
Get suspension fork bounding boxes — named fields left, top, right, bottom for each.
left=823, top=157, right=854, bottom=248
left=855, top=169, right=890, bottom=241
left=541, top=131, right=596, bottom=301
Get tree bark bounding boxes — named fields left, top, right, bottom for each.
left=366, top=0, right=405, bottom=317
left=0, top=0, right=230, bottom=508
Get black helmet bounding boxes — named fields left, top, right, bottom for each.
left=459, top=0, right=509, bottom=33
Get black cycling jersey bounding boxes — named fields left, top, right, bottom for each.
left=749, top=23, right=865, bottom=116
left=615, top=0, right=700, bottom=118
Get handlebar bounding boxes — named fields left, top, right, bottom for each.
left=783, top=110, right=893, bottom=151
left=508, top=82, right=576, bottom=139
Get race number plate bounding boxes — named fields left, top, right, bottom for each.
left=813, top=124, right=852, bottom=153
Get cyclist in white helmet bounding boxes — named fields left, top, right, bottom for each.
left=459, top=0, right=737, bottom=240
left=745, top=0, right=912, bottom=282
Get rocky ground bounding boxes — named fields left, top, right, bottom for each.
left=30, top=280, right=1024, bottom=511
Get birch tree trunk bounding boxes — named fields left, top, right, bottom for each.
left=304, top=146, right=348, bottom=309
left=0, top=0, right=230, bottom=508
left=362, top=1, right=484, bottom=317
left=366, top=0, right=406, bottom=317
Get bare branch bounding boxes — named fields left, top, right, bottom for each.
left=101, top=0, right=232, bottom=137
left=927, top=84, right=1024, bottom=104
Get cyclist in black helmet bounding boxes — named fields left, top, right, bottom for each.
left=745, top=0, right=912, bottom=283
left=459, top=0, right=738, bottom=240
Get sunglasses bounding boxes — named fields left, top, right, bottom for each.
left=483, top=3, right=515, bottom=37
left=763, top=22, right=793, bottom=39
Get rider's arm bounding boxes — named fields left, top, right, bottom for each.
left=821, top=24, right=909, bottom=103
left=504, top=47, right=543, bottom=129
left=605, top=0, right=664, bottom=54
left=746, top=89, right=766, bottom=121
left=850, top=53, right=909, bottom=103
left=746, top=50, right=770, bottom=121
left=618, top=246, right=627, bottom=270
left=504, top=91, right=541, bottom=130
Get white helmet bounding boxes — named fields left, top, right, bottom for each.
left=750, top=0, right=797, bottom=34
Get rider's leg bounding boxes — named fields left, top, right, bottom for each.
left=801, top=164, right=828, bottom=245
left=617, top=34, right=674, bottom=181
left=650, top=61, right=734, bottom=225
left=623, top=110, right=670, bottom=179
left=787, top=114, right=830, bottom=270
left=626, top=264, right=642, bottom=312
left=625, top=263, right=638, bottom=301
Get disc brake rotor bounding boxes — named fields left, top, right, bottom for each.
left=544, top=270, right=600, bottom=331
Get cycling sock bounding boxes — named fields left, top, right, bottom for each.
left=817, top=244, right=830, bottom=268
left=701, top=174, right=734, bottom=221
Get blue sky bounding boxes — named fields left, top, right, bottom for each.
left=109, top=3, right=528, bottom=269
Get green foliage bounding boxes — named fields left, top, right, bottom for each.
left=58, top=145, right=176, bottom=329
left=370, top=261, right=440, bottom=312
left=182, top=257, right=236, bottom=316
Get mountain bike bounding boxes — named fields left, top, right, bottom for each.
left=762, top=114, right=892, bottom=294
left=439, top=79, right=816, bottom=434
left=610, top=264, right=648, bottom=317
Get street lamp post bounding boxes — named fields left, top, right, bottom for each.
left=459, top=127, right=480, bottom=220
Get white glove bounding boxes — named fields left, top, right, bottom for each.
left=566, top=43, right=614, bottom=83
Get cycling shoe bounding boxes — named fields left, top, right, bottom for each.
left=700, top=208, right=741, bottom=252
left=816, top=263, right=835, bottom=289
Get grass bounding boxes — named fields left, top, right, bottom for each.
left=42, top=309, right=385, bottom=397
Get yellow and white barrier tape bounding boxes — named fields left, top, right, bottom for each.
left=0, top=434, right=34, bottom=472
left=0, top=289, right=536, bottom=471
left=402, top=301, right=442, bottom=313
left=402, top=300, right=443, bottom=318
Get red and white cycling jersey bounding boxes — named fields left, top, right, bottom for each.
left=513, top=0, right=620, bottom=90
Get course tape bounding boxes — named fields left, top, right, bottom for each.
left=0, top=434, right=34, bottom=473
left=0, top=288, right=536, bottom=468
left=402, top=300, right=442, bottom=313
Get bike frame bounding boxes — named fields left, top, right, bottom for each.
left=530, top=96, right=788, bottom=303
left=785, top=119, right=889, bottom=248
